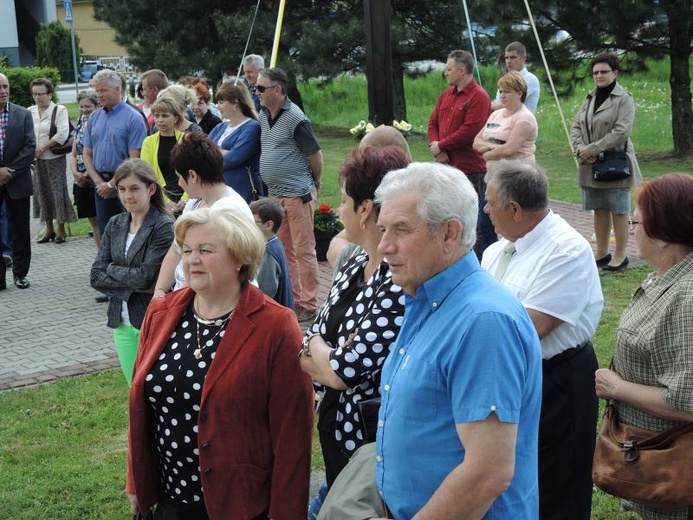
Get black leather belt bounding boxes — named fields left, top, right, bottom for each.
left=543, top=340, right=590, bottom=368
left=99, top=171, right=115, bottom=181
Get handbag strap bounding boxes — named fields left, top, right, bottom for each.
left=246, top=166, right=258, bottom=198
left=49, top=106, right=58, bottom=140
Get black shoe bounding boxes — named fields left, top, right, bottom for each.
left=602, top=257, right=629, bottom=272
left=595, top=253, right=612, bottom=268
left=14, top=276, right=30, bottom=289
left=55, top=236, right=66, bottom=244
left=0, top=277, right=6, bottom=291
left=95, top=293, right=110, bottom=303
left=37, top=233, right=56, bottom=243
left=2, top=255, right=11, bottom=269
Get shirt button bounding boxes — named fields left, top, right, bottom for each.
left=398, top=348, right=405, bottom=355
left=432, top=301, right=438, bottom=308
left=378, top=420, right=384, bottom=427
left=384, top=384, right=390, bottom=392
left=200, top=414, right=208, bottom=422
left=202, top=442, right=210, bottom=448
left=203, top=467, right=212, bottom=474
left=490, top=405, right=497, bottom=412
left=376, top=455, right=382, bottom=462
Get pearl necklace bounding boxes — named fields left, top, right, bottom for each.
left=193, top=304, right=234, bottom=360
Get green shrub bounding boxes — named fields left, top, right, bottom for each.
left=36, top=20, right=81, bottom=83
left=0, top=66, right=62, bottom=108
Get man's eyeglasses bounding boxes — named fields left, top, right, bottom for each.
left=255, top=84, right=278, bottom=94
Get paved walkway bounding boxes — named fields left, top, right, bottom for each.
left=0, top=199, right=640, bottom=391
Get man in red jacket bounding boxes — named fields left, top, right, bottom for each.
left=428, top=50, right=496, bottom=257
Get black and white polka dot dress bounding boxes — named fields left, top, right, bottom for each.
left=307, top=253, right=405, bottom=456
left=143, top=303, right=232, bottom=508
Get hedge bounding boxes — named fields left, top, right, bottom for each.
left=0, top=66, right=62, bottom=108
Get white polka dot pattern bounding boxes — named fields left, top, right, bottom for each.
left=307, top=254, right=405, bottom=456
left=144, top=304, right=229, bottom=505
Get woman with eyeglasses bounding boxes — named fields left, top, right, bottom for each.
left=595, top=173, right=693, bottom=519
left=570, top=52, right=642, bottom=273
left=29, top=78, right=77, bottom=244
left=473, top=71, right=537, bottom=167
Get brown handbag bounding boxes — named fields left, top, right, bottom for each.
left=592, top=404, right=693, bottom=510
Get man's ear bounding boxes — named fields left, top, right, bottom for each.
left=442, top=219, right=464, bottom=253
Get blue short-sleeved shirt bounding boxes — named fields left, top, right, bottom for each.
left=375, top=253, right=542, bottom=519
left=83, top=101, right=147, bottom=172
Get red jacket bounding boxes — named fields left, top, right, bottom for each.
left=126, top=284, right=314, bottom=519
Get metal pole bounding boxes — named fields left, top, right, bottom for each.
left=70, top=20, right=79, bottom=97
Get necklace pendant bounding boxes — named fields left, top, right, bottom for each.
left=194, top=348, right=202, bottom=359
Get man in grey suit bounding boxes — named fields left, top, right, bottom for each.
left=0, top=73, right=35, bottom=290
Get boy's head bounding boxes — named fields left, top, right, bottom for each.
left=250, top=198, right=285, bottom=239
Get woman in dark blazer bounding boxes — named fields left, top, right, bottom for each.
left=127, top=207, right=313, bottom=519
left=208, top=81, right=264, bottom=203
left=90, top=159, right=174, bottom=386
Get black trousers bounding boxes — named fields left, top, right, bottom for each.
left=539, top=342, right=599, bottom=520
left=0, top=191, right=31, bottom=283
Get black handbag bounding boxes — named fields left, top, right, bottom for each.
left=48, top=106, right=75, bottom=156
left=592, top=149, right=630, bottom=182
left=584, top=100, right=631, bottom=182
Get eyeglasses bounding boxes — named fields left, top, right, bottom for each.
left=628, top=218, right=641, bottom=229
left=592, top=70, right=613, bottom=76
left=255, top=84, right=278, bottom=94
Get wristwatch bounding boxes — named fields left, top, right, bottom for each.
left=107, top=181, right=116, bottom=190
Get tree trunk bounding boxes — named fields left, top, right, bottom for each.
left=666, top=6, right=693, bottom=154
left=392, top=56, right=407, bottom=122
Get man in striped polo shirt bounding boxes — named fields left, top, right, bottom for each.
left=257, top=68, right=323, bottom=322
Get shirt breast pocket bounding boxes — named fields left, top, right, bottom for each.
left=399, top=354, right=439, bottom=420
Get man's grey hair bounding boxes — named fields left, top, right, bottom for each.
left=92, top=69, right=122, bottom=89
left=243, top=54, right=265, bottom=70
left=375, top=162, right=478, bottom=249
left=485, top=160, right=549, bottom=212
left=258, top=68, right=288, bottom=95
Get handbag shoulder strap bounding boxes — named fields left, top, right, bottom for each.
left=49, top=106, right=58, bottom=139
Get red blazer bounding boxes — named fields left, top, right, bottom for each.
left=126, top=284, right=314, bottom=519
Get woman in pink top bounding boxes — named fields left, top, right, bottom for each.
left=473, top=71, right=538, bottom=167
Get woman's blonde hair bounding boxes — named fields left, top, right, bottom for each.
left=174, top=207, right=265, bottom=283
left=498, top=71, right=528, bottom=103
left=150, top=96, right=185, bottom=126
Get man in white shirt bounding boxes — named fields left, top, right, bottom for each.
left=491, top=42, right=540, bottom=114
left=482, top=160, right=602, bottom=520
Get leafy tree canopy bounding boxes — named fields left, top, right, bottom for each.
left=36, top=21, right=81, bottom=83
left=93, top=0, right=692, bottom=152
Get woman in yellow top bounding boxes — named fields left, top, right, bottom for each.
left=140, top=96, right=186, bottom=214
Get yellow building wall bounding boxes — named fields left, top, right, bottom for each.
left=55, top=1, right=127, bottom=57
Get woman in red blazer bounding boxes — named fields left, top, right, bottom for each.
left=126, top=207, right=314, bottom=519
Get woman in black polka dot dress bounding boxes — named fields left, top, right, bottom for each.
left=126, top=208, right=314, bottom=519
left=300, top=146, right=409, bottom=487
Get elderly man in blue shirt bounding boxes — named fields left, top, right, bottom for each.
left=372, top=162, right=542, bottom=520
left=83, top=69, right=148, bottom=237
